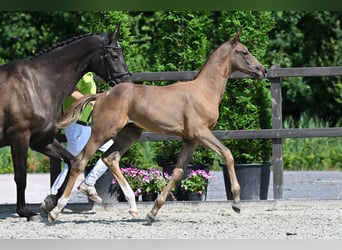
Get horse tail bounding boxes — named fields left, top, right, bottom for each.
left=57, top=94, right=98, bottom=128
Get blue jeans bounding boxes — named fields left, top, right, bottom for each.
left=49, top=123, right=113, bottom=195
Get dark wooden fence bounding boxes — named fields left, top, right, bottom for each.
left=51, top=66, right=342, bottom=200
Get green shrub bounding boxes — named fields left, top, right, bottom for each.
left=121, top=142, right=159, bottom=169
left=0, top=147, right=13, bottom=173
left=0, top=146, right=50, bottom=173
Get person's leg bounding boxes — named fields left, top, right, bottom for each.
left=49, top=167, right=69, bottom=195
left=84, top=140, right=113, bottom=185
left=49, top=124, right=91, bottom=195
left=41, top=123, right=91, bottom=213
left=77, top=140, right=114, bottom=202
left=83, top=158, right=108, bottom=186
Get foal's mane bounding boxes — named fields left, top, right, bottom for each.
left=29, top=32, right=103, bottom=60
left=194, top=40, right=230, bottom=80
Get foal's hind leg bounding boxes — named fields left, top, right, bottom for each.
left=147, top=140, right=196, bottom=223
left=48, top=141, right=100, bottom=222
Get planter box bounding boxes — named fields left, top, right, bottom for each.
left=220, top=162, right=271, bottom=200
left=162, top=163, right=210, bottom=201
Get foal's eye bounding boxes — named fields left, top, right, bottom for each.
left=241, top=50, right=249, bottom=56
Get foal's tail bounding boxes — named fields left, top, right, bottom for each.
left=57, top=94, right=98, bottom=128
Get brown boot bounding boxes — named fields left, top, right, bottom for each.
left=78, top=181, right=103, bottom=203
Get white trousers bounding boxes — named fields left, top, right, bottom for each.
left=50, top=123, right=113, bottom=195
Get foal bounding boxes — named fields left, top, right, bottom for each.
left=49, top=31, right=266, bottom=223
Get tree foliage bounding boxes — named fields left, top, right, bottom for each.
left=266, top=11, right=342, bottom=126
left=0, top=12, right=96, bottom=64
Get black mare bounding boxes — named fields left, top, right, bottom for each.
left=0, top=24, right=131, bottom=220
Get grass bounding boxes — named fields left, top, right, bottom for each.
left=283, top=116, right=342, bottom=171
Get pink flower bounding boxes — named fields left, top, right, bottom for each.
left=181, top=169, right=216, bottom=193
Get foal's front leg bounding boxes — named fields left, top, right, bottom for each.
left=198, top=131, right=241, bottom=212
left=147, top=140, right=196, bottom=224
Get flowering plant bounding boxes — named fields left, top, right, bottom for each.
left=114, top=166, right=145, bottom=197
left=180, top=169, right=215, bottom=194
left=112, top=166, right=168, bottom=197
left=140, top=167, right=168, bottom=194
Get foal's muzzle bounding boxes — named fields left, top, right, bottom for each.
left=254, top=66, right=267, bottom=79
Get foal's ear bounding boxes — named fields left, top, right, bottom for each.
left=231, top=30, right=241, bottom=45
left=108, top=23, right=121, bottom=43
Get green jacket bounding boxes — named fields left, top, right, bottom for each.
left=63, top=72, right=96, bottom=123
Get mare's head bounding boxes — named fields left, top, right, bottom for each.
left=89, top=24, right=131, bottom=85
left=227, top=31, right=267, bottom=79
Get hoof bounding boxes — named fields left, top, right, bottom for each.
left=232, top=203, right=241, bottom=214
left=129, top=210, right=138, bottom=218
left=48, top=214, right=56, bottom=223
left=41, top=195, right=57, bottom=214
left=17, top=207, right=39, bottom=220
left=146, top=212, right=155, bottom=225
left=28, top=214, right=43, bottom=222
left=48, top=208, right=59, bottom=223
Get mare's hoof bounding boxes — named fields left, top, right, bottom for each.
left=146, top=212, right=155, bottom=225
left=232, top=203, right=241, bottom=214
left=17, top=207, right=39, bottom=221
left=40, top=194, right=57, bottom=215
left=129, top=210, right=138, bottom=218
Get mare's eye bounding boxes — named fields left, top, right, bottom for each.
left=112, top=55, right=119, bottom=61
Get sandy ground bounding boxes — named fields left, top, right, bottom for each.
left=0, top=199, right=341, bottom=239
left=0, top=171, right=341, bottom=239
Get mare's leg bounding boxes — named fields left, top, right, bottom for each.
left=102, top=123, right=143, bottom=217
left=31, top=139, right=75, bottom=212
left=32, top=138, right=74, bottom=168
left=32, top=139, right=74, bottom=187
left=147, top=140, right=196, bottom=223
left=10, top=135, right=39, bottom=220
left=197, top=130, right=241, bottom=212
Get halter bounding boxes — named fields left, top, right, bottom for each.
left=101, top=40, right=131, bottom=86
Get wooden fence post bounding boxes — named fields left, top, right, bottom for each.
left=270, top=65, right=284, bottom=199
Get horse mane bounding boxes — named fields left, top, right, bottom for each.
left=194, top=41, right=231, bottom=80
left=29, top=32, right=103, bottom=60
